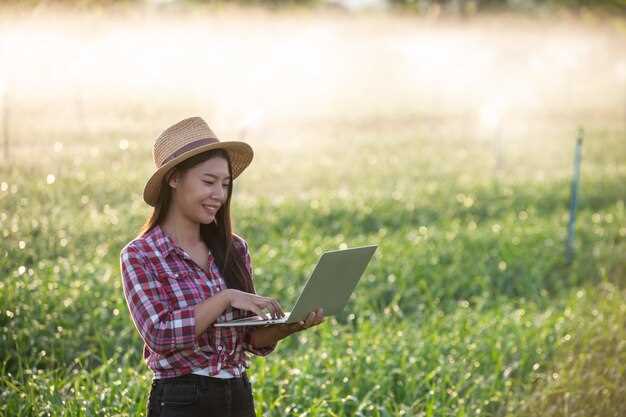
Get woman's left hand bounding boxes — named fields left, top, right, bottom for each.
left=275, top=307, right=325, bottom=338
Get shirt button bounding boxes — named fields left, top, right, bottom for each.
left=217, top=345, right=223, bottom=351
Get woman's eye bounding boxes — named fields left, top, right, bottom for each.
left=203, top=181, right=229, bottom=188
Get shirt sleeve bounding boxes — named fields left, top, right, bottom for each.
left=120, top=245, right=200, bottom=355
left=234, top=235, right=278, bottom=356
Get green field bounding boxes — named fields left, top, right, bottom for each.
left=1, top=110, right=624, bottom=416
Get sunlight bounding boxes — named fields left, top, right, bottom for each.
left=0, top=7, right=621, bottom=154
left=617, top=60, right=626, bottom=82
left=479, top=99, right=504, bottom=131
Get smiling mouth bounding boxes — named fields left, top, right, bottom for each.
left=202, top=204, right=220, bottom=214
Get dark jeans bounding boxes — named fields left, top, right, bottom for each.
left=146, top=372, right=256, bottom=417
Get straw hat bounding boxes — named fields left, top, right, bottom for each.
left=143, top=116, right=253, bottom=207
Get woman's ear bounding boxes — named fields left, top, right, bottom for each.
left=166, top=170, right=179, bottom=189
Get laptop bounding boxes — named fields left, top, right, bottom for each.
left=214, top=244, right=378, bottom=327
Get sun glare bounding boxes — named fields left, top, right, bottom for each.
left=0, top=8, right=622, bottom=146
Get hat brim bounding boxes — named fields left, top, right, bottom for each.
left=143, top=140, right=253, bottom=207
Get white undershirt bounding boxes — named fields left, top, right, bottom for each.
left=191, top=365, right=244, bottom=379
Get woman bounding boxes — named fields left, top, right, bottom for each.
left=120, top=116, right=325, bottom=417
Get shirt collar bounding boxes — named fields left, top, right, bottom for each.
left=149, top=223, right=177, bottom=258
left=148, top=224, right=216, bottom=263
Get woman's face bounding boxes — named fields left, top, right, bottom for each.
left=168, top=156, right=231, bottom=224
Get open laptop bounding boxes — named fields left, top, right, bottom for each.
left=214, top=244, right=377, bottom=327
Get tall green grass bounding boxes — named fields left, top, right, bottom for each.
left=0, top=120, right=624, bottom=416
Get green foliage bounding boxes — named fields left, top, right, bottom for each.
left=0, top=119, right=624, bottom=416
left=391, top=0, right=626, bottom=14
left=1, top=0, right=625, bottom=14
left=516, top=282, right=626, bottom=417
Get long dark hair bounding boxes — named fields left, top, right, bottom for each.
left=139, top=149, right=254, bottom=293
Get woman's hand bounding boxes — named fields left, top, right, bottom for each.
left=275, top=307, right=325, bottom=338
left=245, top=307, right=326, bottom=349
left=223, top=289, right=285, bottom=319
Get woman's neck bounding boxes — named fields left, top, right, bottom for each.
left=161, top=208, right=201, bottom=249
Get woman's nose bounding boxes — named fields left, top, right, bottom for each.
left=212, top=185, right=226, bottom=202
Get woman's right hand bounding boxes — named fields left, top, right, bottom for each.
left=223, top=289, right=285, bottom=319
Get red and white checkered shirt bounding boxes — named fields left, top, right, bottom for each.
left=119, top=224, right=276, bottom=379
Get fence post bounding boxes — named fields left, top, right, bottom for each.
left=565, top=127, right=584, bottom=264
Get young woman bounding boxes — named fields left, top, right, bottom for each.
left=120, top=116, right=325, bottom=417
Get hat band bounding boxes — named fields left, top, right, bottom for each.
left=160, top=138, right=218, bottom=166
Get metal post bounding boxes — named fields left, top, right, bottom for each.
left=565, top=128, right=584, bottom=264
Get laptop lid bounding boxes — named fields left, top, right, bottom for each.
left=214, top=244, right=377, bottom=326
left=285, top=244, right=378, bottom=323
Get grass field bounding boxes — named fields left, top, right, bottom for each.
left=1, top=5, right=625, bottom=417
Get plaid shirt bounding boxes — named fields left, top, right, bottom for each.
left=119, top=224, right=276, bottom=379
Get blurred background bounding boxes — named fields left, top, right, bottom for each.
left=1, top=0, right=624, bottom=171
left=0, top=1, right=625, bottom=417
